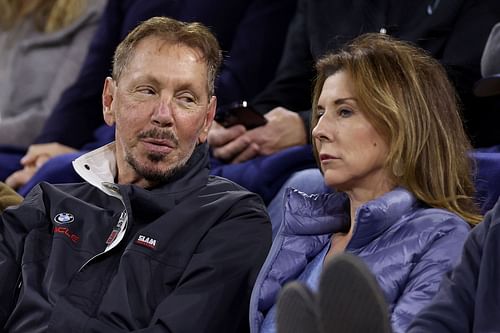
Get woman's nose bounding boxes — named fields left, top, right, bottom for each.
left=312, top=115, right=331, bottom=142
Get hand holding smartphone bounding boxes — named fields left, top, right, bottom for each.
left=214, top=101, right=267, bottom=130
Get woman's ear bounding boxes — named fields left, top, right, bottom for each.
left=102, top=77, right=116, bottom=126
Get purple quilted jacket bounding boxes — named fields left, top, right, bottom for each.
left=249, top=187, right=471, bottom=333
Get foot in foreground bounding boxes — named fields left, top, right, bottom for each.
left=277, top=253, right=392, bottom=333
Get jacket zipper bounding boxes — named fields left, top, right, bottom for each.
left=78, top=183, right=128, bottom=272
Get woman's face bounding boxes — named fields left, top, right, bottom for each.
left=312, top=71, right=392, bottom=194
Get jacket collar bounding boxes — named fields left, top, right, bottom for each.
left=350, top=187, right=418, bottom=248
left=72, top=142, right=211, bottom=254
left=72, top=142, right=211, bottom=197
left=282, top=187, right=418, bottom=249
left=72, top=142, right=119, bottom=197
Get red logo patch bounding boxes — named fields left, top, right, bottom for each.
left=53, top=226, right=80, bottom=244
left=106, top=230, right=119, bottom=245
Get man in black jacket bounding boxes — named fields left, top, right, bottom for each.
left=0, top=17, right=271, bottom=333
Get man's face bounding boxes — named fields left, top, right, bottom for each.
left=102, top=36, right=216, bottom=187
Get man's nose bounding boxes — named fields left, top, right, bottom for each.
left=151, top=99, right=174, bottom=127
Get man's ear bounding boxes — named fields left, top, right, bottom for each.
left=198, top=96, right=217, bottom=144
left=102, top=77, right=116, bottom=126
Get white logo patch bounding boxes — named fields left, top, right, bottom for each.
left=135, top=235, right=157, bottom=249
left=54, top=212, right=75, bottom=224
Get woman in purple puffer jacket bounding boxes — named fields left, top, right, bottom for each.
left=250, top=33, right=482, bottom=333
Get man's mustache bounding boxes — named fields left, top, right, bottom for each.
left=138, top=128, right=179, bottom=146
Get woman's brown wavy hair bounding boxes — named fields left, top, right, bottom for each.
left=311, top=33, right=482, bottom=225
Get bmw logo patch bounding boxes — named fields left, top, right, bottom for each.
left=54, top=212, right=75, bottom=224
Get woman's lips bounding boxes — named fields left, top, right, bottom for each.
left=319, top=153, right=339, bottom=162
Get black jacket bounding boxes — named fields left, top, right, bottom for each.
left=0, top=143, right=271, bottom=332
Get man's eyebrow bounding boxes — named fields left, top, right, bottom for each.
left=133, top=74, right=161, bottom=86
left=176, top=82, right=198, bottom=92
left=119, top=74, right=159, bottom=88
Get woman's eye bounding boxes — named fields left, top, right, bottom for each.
left=339, top=108, right=353, bottom=118
left=316, top=109, right=325, bottom=118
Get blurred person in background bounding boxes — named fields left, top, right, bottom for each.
left=0, top=0, right=106, bottom=146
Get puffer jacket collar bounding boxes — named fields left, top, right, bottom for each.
left=349, top=187, right=417, bottom=248
left=282, top=186, right=417, bottom=248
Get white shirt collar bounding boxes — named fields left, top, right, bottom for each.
left=72, top=142, right=120, bottom=197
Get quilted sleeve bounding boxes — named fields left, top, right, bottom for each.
left=389, top=218, right=471, bottom=333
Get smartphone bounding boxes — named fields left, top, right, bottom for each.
left=215, top=101, right=267, bottom=129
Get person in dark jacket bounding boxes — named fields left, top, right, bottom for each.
left=0, top=17, right=271, bottom=333
left=249, top=33, right=481, bottom=333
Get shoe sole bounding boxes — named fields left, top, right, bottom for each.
left=318, top=253, right=392, bottom=333
left=277, top=281, right=321, bottom=333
